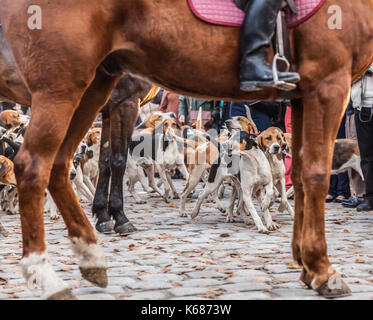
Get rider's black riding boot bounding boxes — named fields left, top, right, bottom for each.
left=240, top=0, right=300, bottom=91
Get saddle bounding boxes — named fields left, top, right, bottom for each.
left=233, top=0, right=298, bottom=13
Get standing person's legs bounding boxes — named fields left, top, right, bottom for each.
left=327, top=175, right=337, bottom=202
left=342, top=113, right=366, bottom=207
left=284, top=105, right=292, bottom=191
left=250, top=108, right=272, bottom=132
left=335, top=172, right=351, bottom=201
left=355, top=108, right=373, bottom=211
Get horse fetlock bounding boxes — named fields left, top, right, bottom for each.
left=21, top=252, right=69, bottom=300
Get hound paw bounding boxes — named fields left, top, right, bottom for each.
left=49, top=213, right=60, bottom=220
left=226, top=216, right=234, bottom=223
left=179, top=211, right=188, bottom=218
left=266, top=222, right=280, bottom=231
left=257, top=226, right=270, bottom=234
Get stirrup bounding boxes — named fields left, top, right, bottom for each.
left=272, top=53, right=297, bottom=91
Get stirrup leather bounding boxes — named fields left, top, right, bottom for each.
left=272, top=12, right=297, bottom=91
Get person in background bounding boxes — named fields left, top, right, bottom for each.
left=341, top=99, right=366, bottom=208
left=326, top=113, right=351, bottom=203
left=178, top=96, right=221, bottom=132
left=350, top=65, right=373, bottom=211
left=160, top=90, right=180, bottom=121
left=230, top=101, right=283, bottom=132
left=284, top=105, right=293, bottom=192
left=0, top=101, right=16, bottom=112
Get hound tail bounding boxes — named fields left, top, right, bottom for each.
left=196, top=107, right=203, bottom=130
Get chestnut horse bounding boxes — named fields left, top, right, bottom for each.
left=0, top=0, right=372, bottom=299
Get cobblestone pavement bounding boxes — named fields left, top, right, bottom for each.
left=0, top=179, right=372, bottom=300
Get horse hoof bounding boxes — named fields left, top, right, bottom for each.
left=46, top=288, right=77, bottom=300
left=316, top=277, right=352, bottom=298
left=95, top=221, right=114, bottom=234
left=114, top=222, right=137, bottom=236
left=80, top=267, right=108, bottom=288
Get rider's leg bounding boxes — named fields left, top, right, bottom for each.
left=240, top=0, right=300, bottom=91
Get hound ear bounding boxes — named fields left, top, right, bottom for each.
left=250, top=123, right=258, bottom=134
left=86, top=133, right=93, bottom=147
left=258, top=135, right=265, bottom=151
left=176, top=123, right=181, bottom=130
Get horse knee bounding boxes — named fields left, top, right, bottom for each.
left=14, top=152, right=48, bottom=191
left=49, top=161, right=70, bottom=188
left=302, top=171, right=329, bottom=193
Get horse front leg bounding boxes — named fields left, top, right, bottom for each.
left=298, top=77, right=352, bottom=297
left=15, top=96, right=79, bottom=300
left=108, top=100, right=138, bottom=235
left=49, top=70, right=122, bottom=292
left=290, top=99, right=309, bottom=283
left=92, top=106, right=113, bottom=233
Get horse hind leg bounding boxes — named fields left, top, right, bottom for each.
left=48, top=70, right=122, bottom=290
left=92, top=106, right=113, bottom=234
left=107, top=98, right=140, bottom=235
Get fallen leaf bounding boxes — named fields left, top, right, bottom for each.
left=355, top=258, right=366, bottom=264
left=272, top=278, right=291, bottom=285
left=252, top=278, right=267, bottom=283
left=343, top=229, right=350, bottom=233
left=128, top=244, right=135, bottom=250
left=172, top=282, right=182, bottom=287
left=60, top=267, right=73, bottom=272
left=220, top=233, right=230, bottom=238
left=286, top=262, right=300, bottom=270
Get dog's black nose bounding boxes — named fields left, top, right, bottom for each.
left=273, top=145, right=280, bottom=152
left=70, top=171, right=76, bottom=180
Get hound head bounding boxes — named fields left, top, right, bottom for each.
left=142, top=112, right=176, bottom=130
left=0, top=156, right=16, bottom=185
left=258, top=127, right=286, bottom=155
left=225, top=116, right=258, bottom=134
left=0, top=110, right=22, bottom=130
left=163, top=118, right=181, bottom=135
left=85, top=128, right=101, bottom=147
left=229, top=130, right=257, bottom=153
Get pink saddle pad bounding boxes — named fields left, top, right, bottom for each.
left=188, top=0, right=326, bottom=28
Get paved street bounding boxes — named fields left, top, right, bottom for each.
left=0, top=179, right=372, bottom=300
